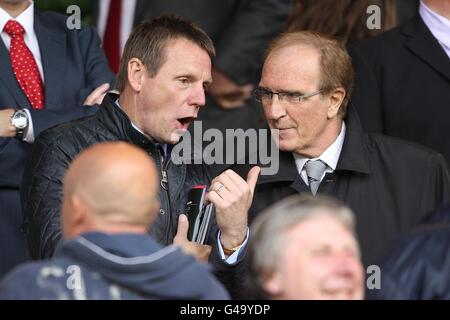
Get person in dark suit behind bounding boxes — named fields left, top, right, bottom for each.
left=0, top=142, right=229, bottom=300
left=366, top=205, right=450, bottom=300
left=285, top=0, right=397, bottom=45
left=349, top=0, right=450, bottom=164
left=0, top=0, right=115, bottom=277
left=396, top=0, right=420, bottom=25
left=248, top=31, right=450, bottom=267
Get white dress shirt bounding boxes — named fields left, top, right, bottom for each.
left=419, top=1, right=450, bottom=59
left=0, top=1, right=41, bottom=142
left=0, top=1, right=43, bottom=80
left=294, top=122, right=346, bottom=185
left=97, top=0, right=137, bottom=54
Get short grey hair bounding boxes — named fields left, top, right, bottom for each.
left=246, top=194, right=357, bottom=298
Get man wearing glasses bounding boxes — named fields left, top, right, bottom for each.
left=248, top=31, right=450, bottom=267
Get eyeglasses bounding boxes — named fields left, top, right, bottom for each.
left=253, top=87, right=325, bottom=105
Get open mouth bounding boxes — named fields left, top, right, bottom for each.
left=176, top=116, right=196, bottom=130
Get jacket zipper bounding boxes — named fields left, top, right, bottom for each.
left=159, top=149, right=173, bottom=245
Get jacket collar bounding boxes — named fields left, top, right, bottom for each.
left=54, top=232, right=225, bottom=299
left=401, top=15, right=450, bottom=82
left=97, top=93, right=159, bottom=154
left=257, top=105, right=371, bottom=185
left=335, top=104, right=371, bottom=174
left=98, top=93, right=198, bottom=162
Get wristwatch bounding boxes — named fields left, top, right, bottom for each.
left=10, top=109, right=28, bottom=140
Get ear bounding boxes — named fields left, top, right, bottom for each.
left=65, top=194, right=89, bottom=238
left=261, top=271, right=284, bottom=298
left=327, top=87, right=346, bottom=119
left=127, top=58, right=146, bottom=92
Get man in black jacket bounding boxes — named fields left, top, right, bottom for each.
left=21, top=16, right=259, bottom=297
left=349, top=0, right=450, bottom=165
left=249, top=31, right=450, bottom=266
left=1, top=142, right=229, bottom=299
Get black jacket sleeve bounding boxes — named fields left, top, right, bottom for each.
left=21, top=130, right=70, bottom=259
left=209, top=238, right=248, bottom=299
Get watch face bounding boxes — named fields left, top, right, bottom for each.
left=12, top=112, right=28, bottom=129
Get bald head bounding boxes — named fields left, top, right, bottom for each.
left=62, top=142, right=159, bottom=238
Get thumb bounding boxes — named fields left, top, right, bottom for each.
left=91, top=83, right=110, bottom=97
left=246, top=166, right=261, bottom=195
left=84, top=83, right=110, bottom=105
left=174, top=214, right=189, bottom=243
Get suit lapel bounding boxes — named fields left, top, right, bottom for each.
left=34, top=12, right=66, bottom=109
left=290, top=174, right=310, bottom=194
left=0, top=38, right=31, bottom=108
left=403, top=16, right=450, bottom=82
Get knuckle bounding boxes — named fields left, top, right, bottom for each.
left=221, top=200, right=231, bottom=208
left=234, top=189, right=244, bottom=198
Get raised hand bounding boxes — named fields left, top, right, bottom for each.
left=206, top=166, right=260, bottom=249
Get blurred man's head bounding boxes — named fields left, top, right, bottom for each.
left=256, top=31, right=353, bottom=158
left=249, top=194, right=364, bottom=300
left=117, top=15, right=215, bottom=144
left=61, top=142, right=159, bottom=238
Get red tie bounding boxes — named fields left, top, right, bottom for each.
left=4, top=20, right=45, bottom=110
left=103, top=0, right=122, bottom=73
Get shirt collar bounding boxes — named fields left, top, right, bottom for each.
left=0, top=1, right=33, bottom=35
left=419, top=1, right=450, bottom=53
left=294, top=122, right=346, bottom=173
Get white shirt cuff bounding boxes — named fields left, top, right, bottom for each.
left=22, top=108, right=34, bottom=143
left=217, top=228, right=249, bottom=264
